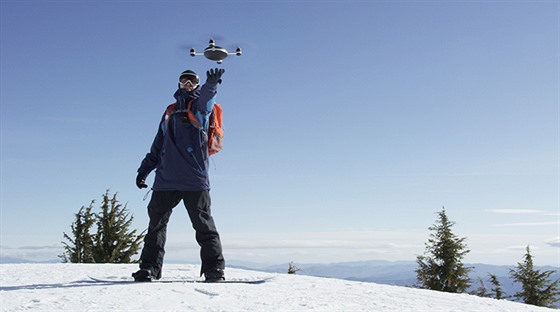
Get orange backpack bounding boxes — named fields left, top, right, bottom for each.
left=206, top=103, right=224, bottom=155
left=164, top=101, right=224, bottom=155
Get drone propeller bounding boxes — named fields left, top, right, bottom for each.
left=178, top=34, right=222, bottom=52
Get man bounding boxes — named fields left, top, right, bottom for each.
left=133, top=68, right=226, bottom=282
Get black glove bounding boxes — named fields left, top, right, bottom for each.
left=136, top=172, right=148, bottom=189
left=206, top=68, right=225, bottom=84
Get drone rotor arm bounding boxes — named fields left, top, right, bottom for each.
left=227, top=48, right=242, bottom=56
left=190, top=48, right=204, bottom=57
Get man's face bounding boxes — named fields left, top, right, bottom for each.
left=179, top=74, right=199, bottom=92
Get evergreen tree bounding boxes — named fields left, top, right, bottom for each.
left=61, top=191, right=145, bottom=263
left=488, top=274, right=504, bottom=300
left=288, top=262, right=301, bottom=274
left=92, top=191, right=145, bottom=263
left=473, top=278, right=488, bottom=298
left=60, top=202, right=95, bottom=263
left=509, top=246, right=560, bottom=308
left=415, top=207, right=472, bottom=293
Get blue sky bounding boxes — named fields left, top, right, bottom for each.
left=1, top=1, right=558, bottom=266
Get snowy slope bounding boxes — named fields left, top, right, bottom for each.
left=0, top=264, right=555, bottom=311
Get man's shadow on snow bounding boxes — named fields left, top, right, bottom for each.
left=1, top=280, right=130, bottom=291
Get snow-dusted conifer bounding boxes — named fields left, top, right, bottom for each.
left=509, top=245, right=560, bottom=308
left=473, top=278, right=488, bottom=297
left=61, top=191, right=145, bottom=263
left=288, top=262, right=301, bottom=274
left=415, top=207, right=472, bottom=293
left=61, top=202, right=95, bottom=263
left=92, top=190, right=145, bottom=263
left=488, top=274, right=504, bottom=300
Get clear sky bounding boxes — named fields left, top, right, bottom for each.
left=1, top=0, right=558, bottom=266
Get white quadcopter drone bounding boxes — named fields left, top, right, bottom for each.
left=190, top=39, right=242, bottom=64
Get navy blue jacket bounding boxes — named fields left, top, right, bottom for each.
left=138, top=81, right=219, bottom=191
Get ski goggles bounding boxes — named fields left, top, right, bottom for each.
left=179, top=74, right=200, bottom=88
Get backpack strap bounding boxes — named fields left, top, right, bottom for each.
left=163, top=100, right=202, bottom=130
left=162, top=103, right=176, bottom=135
left=164, top=103, right=177, bottom=125
left=186, top=100, right=203, bottom=130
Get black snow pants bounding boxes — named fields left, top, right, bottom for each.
left=139, top=190, right=225, bottom=279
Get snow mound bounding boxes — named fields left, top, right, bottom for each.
left=0, top=263, right=554, bottom=311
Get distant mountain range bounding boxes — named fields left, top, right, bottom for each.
left=0, top=257, right=60, bottom=264
left=229, top=259, right=560, bottom=308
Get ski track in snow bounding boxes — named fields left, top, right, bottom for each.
left=0, top=263, right=555, bottom=311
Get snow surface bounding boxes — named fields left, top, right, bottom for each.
left=0, top=264, right=555, bottom=311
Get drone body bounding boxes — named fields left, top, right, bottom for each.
left=190, top=39, right=242, bottom=64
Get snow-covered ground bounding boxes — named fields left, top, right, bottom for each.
left=0, top=263, right=555, bottom=311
